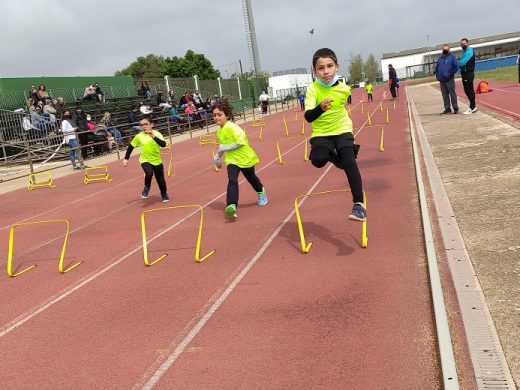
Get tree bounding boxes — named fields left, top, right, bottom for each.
left=115, top=54, right=165, bottom=78
left=161, top=50, right=220, bottom=80
left=348, top=54, right=363, bottom=82
left=364, top=54, right=380, bottom=82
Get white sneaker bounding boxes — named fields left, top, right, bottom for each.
left=471, top=107, right=478, bottom=113
left=462, top=108, right=473, bottom=115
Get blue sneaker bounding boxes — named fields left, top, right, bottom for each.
left=161, top=193, right=170, bottom=203
left=225, top=204, right=237, bottom=221
left=349, top=203, right=367, bottom=222
left=257, top=188, right=268, bottom=206
left=141, top=186, right=150, bottom=199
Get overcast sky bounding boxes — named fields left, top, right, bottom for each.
left=0, top=0, right=518, bottom=78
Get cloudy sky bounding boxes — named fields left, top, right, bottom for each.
left=0, top=0, right=518, bottom=78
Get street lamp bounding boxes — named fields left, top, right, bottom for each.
left=309, top=28, right=315, bottom=54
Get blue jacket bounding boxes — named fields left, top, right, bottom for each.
left=435, top=53, right=458, bottom=82
left=458, top=47, right=475, bottom=74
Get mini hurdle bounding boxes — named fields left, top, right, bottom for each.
left=27, top=171, right=56, bottom=190
left=251, top=119, right=265, bottom=140
left=276, top=135, right=308, bottom=165
left=199, top=133, right=216, bottom=146
left=294, top=189, right=368, bottom=253
left=6, top=219, right=82, bottom=277
left=84, top=166, right=114, bottom=184
left=140, top=204, right=215, bottom=266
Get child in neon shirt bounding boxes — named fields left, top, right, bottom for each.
left=122, top=115, right=170, bottom=202
left=304, top=48, right=366, bottom=221
left=213, top=98, right=267, bottom=220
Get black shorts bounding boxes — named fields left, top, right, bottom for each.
left=309, top=132, right=355, bottom=152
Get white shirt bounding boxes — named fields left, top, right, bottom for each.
left=259, top=93, right=269, bottom=102
left=140, top=105, right=152, bottom=114
left=61, top=119, right=77, bottom=143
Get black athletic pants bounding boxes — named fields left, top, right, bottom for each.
left=309, top=134, right=364, bottom=204
left=227, top=164, right=263, bottom=206
left=142, top=162, right=167, bottom=195
left=461, top=71, right=476, bottom=109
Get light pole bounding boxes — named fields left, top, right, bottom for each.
left=427, top=34, right=432, bottom=74
left=309, top=28, right=315, bottom=78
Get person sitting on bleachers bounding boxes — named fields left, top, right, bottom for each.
left=139, top=101, right=153, bottom=115
left=128, top=106, right=141, bottom=131
left=100, top=111, right=122, bottom=145
left=156, top=91, right=172, bottom=111
left=179, top=92, right=191, bottom=109
left=43, top=99, right=58, bottom=124
left=168, top=103, right=185, bottom=123
left=30, top=104, right=52, bottom=138
left=94, top=83, right=105, bottom=103
left=55, top=97, right=66, bottom=118
left=185, top=101, right=204, bottom=128
left=29, top=85, right=39, bottom=102
left=191, top=91, right=203, bottom=108
left=37, top=84, right=50, bottom=101
left=83, top=84, right=98, bottom=101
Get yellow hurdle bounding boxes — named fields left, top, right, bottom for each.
left=386, top=107, right=390, bottom=124
left=140, top=205, right=215, bottom=266
left=276, top=135, right=308, bottom=165
left=364, top=125, right=385, bottom=152
left=84, top=166, right=114, bottom=184
left=6, top=219, right=82, bottom=277
left=301, top=119, right=306, bottom=136
left=199, top=133, right=216, bottom=146
left=27, top=171, right=55, bottom=190
left=162, top=152, right=178, bottom=177
left=367, top=111, right=372, bottom=125
left=294, top=189, right=368, bottom=253
left=379, top=101, right=384, bottom=112
left=361, top=102, right=364, bottom=114
left=282, top=117, right=290, bottom=137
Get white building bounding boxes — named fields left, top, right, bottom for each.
left=380, top=31, right=520, bottom=80
left=268, top=68, right=313, bottom=99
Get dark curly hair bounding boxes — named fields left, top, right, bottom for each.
left=211, top=97, right=233, bottom=118
left=312, top=48, right=338, bottom=70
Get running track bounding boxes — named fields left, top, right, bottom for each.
left=1, top=87, right=446, bottom=389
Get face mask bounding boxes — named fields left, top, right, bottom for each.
left=316, top=74, right=339, bottom=88
left=64, top=114, right=71, bottom=118
left=86, top=116, right=91, bottom=121
left=461, top=44, right=467, bottom=50
left=442, top=49, right=449, bottom=55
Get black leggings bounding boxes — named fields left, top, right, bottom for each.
left=310, top=143, right=363, bottom=204
left=227, top=164, right=263, bottom=206
left=462, top=72, right=476, bottom=109
left=142, top=162, right=167, bottom=194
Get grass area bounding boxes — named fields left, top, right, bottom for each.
left=475, top=66, right=518, bottom=82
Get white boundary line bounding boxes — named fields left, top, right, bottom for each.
left=140, top=164, right=334, bottom=389
left=0, top=141, right=306, bottom=339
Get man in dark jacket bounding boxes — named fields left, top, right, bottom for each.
left=388, top=64, right=397, bottom=99
left=435, top=44, right=459, bottom=115
left=458, top=38, right=477, bottom=114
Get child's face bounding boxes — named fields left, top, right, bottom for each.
left=213, top=108, right=228, bottom=127
left=314, top=57, right=338, bottom=83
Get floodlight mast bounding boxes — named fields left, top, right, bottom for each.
left=242, top=0, right=261, bottom=73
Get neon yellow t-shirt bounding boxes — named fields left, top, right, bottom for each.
left=216, top=121, right=259, bottom=168
left=304, top=81, right=353, bottom=138
left=365, top=84, right=373, bottom=93
left=130, top=130, right=165, bottom=165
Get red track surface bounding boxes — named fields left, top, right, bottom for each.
left=434, top=79, right=520, bottom=121
left=0, top=86, right=442, bottom=389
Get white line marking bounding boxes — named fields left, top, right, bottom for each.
left=0, top=141, right=306, bottom=338
left=141, top=164, right=334, bottom=389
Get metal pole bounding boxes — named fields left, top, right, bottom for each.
left=164, top=75, right=170, bottom=99
left=193, top=75, right=199, bottom=91
left=217, top=77, right=223, bottom=97
left=237, top=77, right=242, bottom=100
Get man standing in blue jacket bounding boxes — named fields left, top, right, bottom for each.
left=435, top=44, right=459, bottom=115
left=458, top=38, right=477, bottom=114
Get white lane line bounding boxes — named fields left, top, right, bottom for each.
left=0, top=141, right=306, bottom=339
left=140, top=164, right=334, bottom=390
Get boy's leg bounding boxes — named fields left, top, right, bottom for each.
left=309, top=136, right=336, bottom=168
left=151, top=163, right=167, bottom=194
left=335, top=134, right=364, bottom=204
left=226, top=164, right=241, bottom=206
left=240, top=166, right=264, bottom=193
left=141, top=162, right=154, bottom=189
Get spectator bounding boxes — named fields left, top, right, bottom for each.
left=94, top=83, right=104, bottom=103
left=516, top=48, right=519, bottom=84
left=74, top=106, right=89, bottom=160
left=168, top=103, right=185, bottom=123
left=192, top=91, right=203, bottom=108
left=156, top=91, right=172, bottom=111
left=139, top=101, right=153, bottom=115
left=185, top=101, right=204, bottom=128
left=60, top=109, right=82, bottom=170
left=388, top=64, right=397, bottom=99
left=30, top=105, right=52, bottom=138
left=101, top=112, right=122, bottom=145
left=259, top=90, right=269, bottom=114
left=29, top=85, right=39, bottom=102
left=140, top=82, right=152, bottom=99
left=458, top=38, right=477, bottom=114
left=168, top=89, right=175, bottom=102
left=83, top=84, right=98, bottom=101
left=37, top=85, right=50, bottom=101
left=26, top=97, right=35, bottom=111
left=55, top=97, right=66, bottom=118
left=128, top=106, right=141, bottom=131
left=435, top=43, right=459, bottom=115
left=43, top=99, right=58, bottom=124
left=179, top=92, right=191, bottom=109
